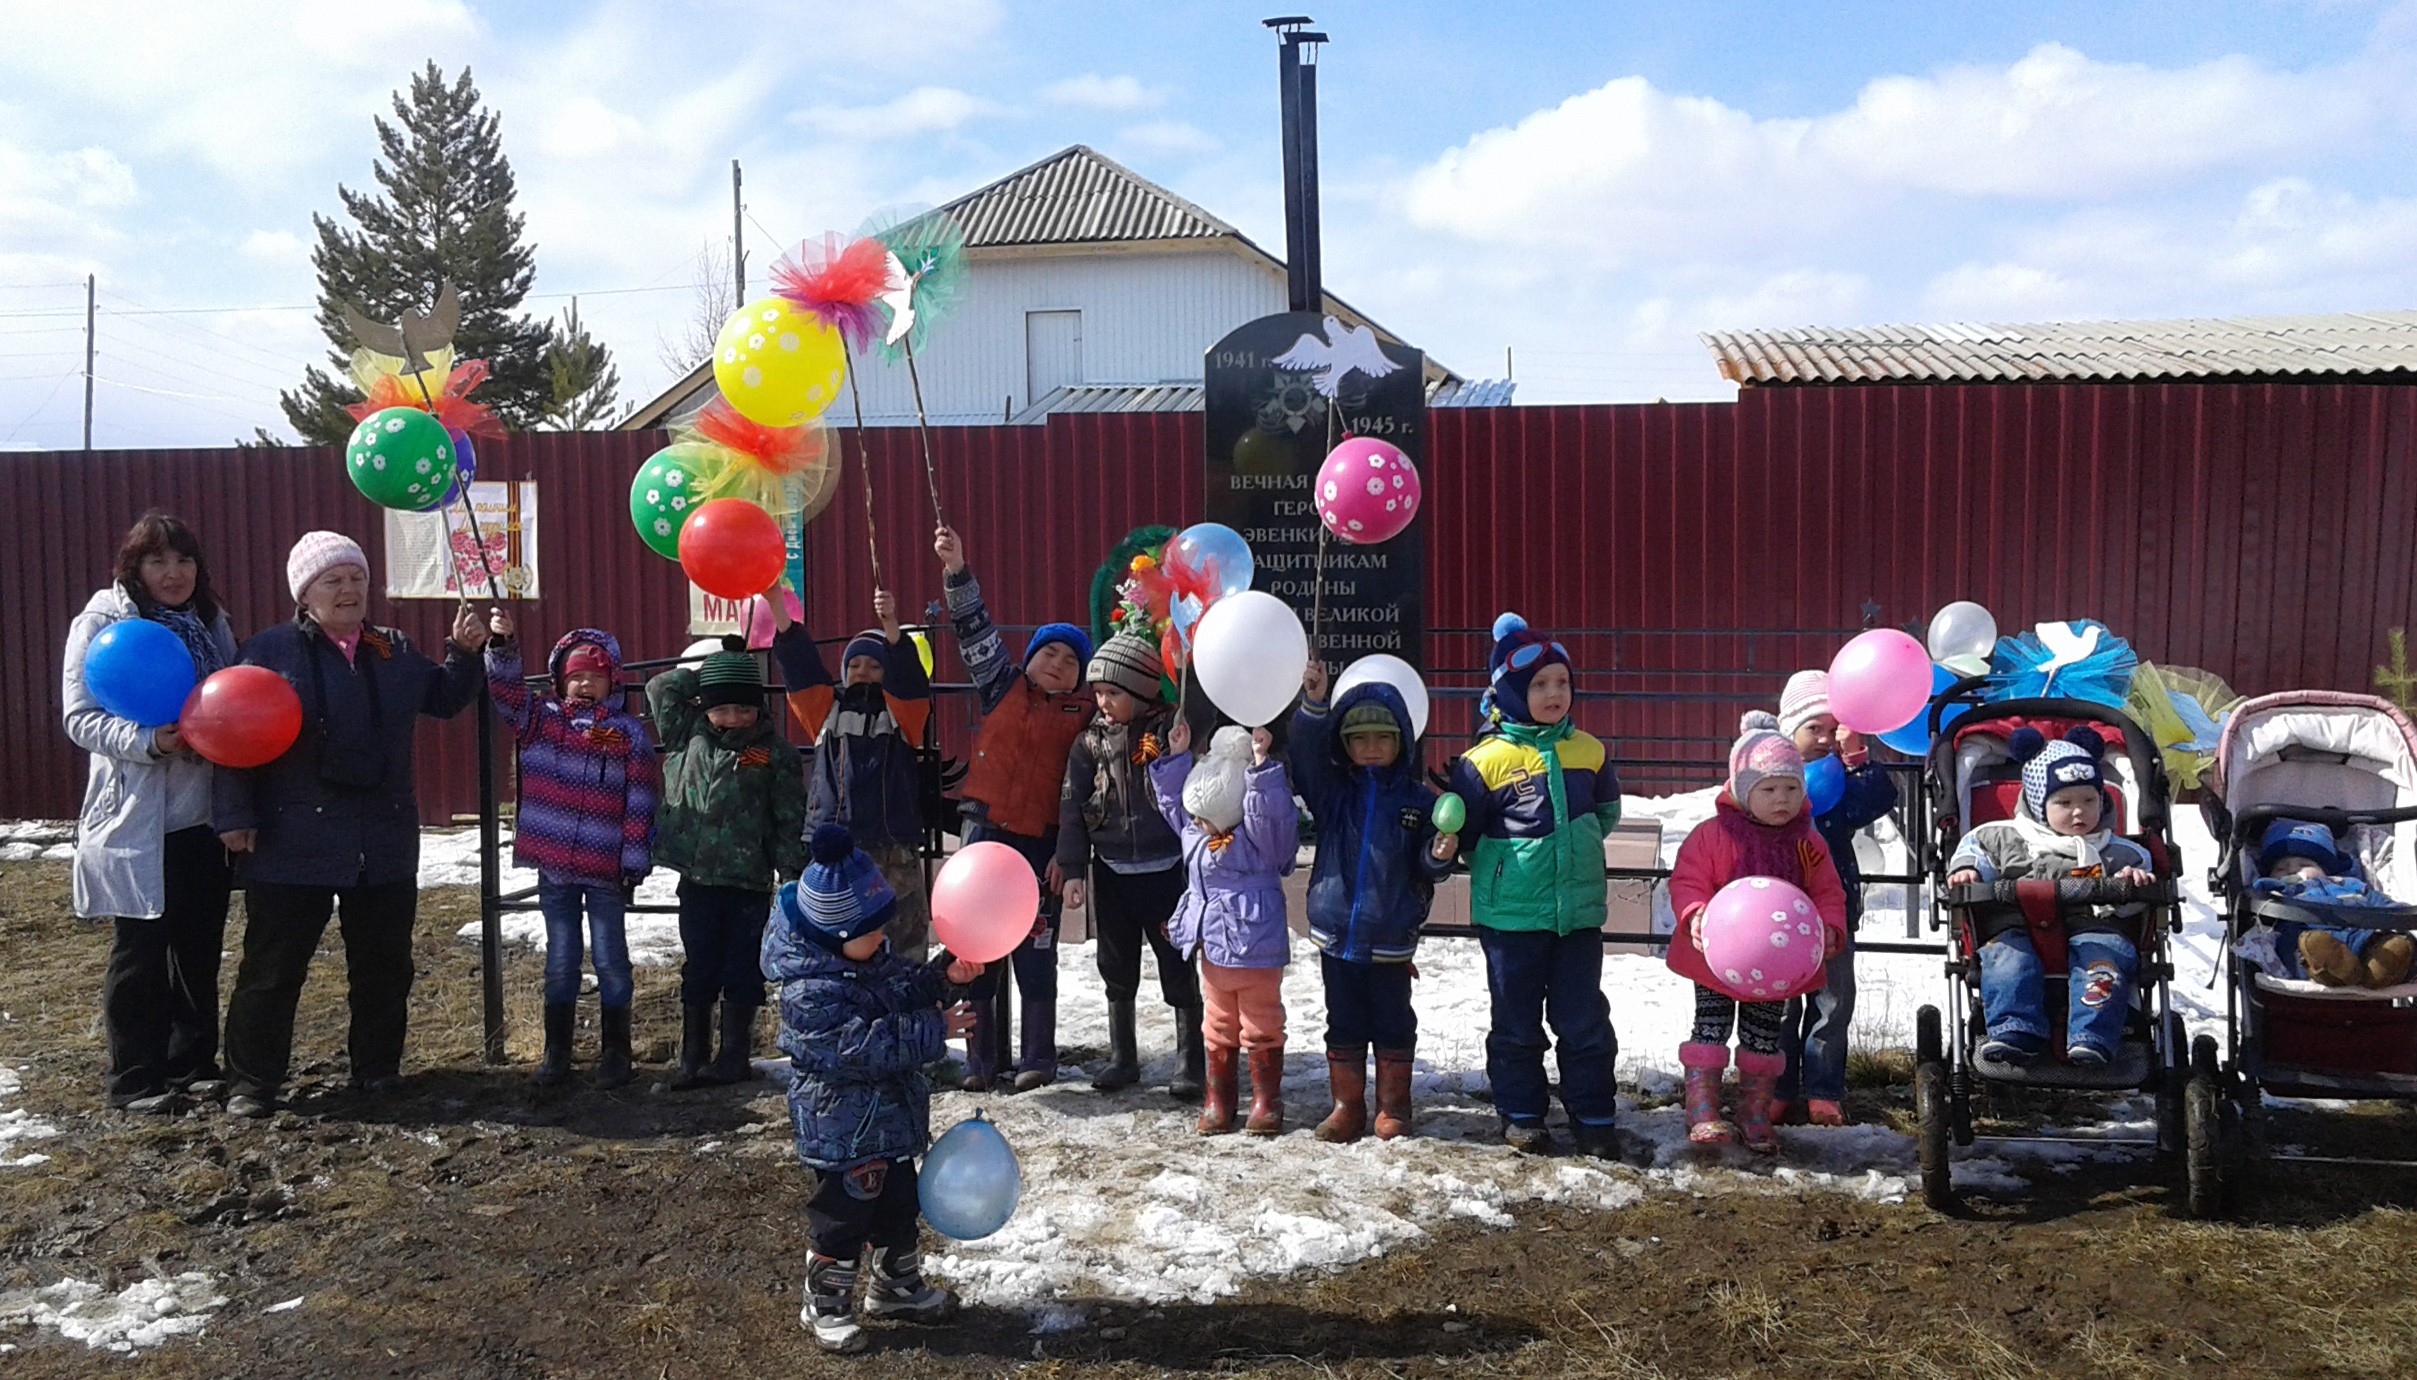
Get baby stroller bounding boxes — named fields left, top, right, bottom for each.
left=1912, top=691, right=2196, bottom=1213
left=2200, top=692, right=2417, bottom=1205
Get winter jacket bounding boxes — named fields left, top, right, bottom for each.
left=773, top=624, right=932, bottom=852
left=645, top=666, right=809, bottom=892
left=764, top=916, right=969, bottom=1171
left=1149, top=752, right=1298, bottom=970
left=63, top=586, right=238, bottom=919
left=212, top=617, right=483, bottom=889
left=1666, top=791, right=1851, bottom=990
left=1947, top=815, right=2155, bottom=941
left=1816, top=759, right=1898, bottom=925
left=1057, top=699, right=1182, bottom=879
left=946, top=567, right=1092, bottom=839
left=1292, top=682, right=1452, bottom=964
left=1449, top=718, right=1622, bottom=936
left=488, top=630, right=661, bottom=889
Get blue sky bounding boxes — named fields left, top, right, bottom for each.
left=2, top=0, right=2411, bottom=447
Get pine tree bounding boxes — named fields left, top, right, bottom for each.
left=536, top=299, right=624, bottom=430
left=281, top=62, right=576, bottom=442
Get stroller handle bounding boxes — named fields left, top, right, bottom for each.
left=1946, top=878, right=2177, bottom=909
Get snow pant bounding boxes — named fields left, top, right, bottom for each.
left=1690, top=982, right=1789, bottom=1056
left=1779, top=943, right=1855, bottom=1103
left=676, top=880, right=770, bottom=1010
left=1090, top=863, right=1198, bottom=1008
left=224, top=877, right=417, bottom=1099
left=1476, top=925, right=1620, bottom=1128
left=1200, top=960, right=1286, bottom=1053
left=869, top=845, right=930, bottom=962
left=807, top=1158, right=921, bottom=1261
left=963, top=823, right=1059, bottom=1079
left=1320, top=952, right=1415, bottom=1052
left=538, top=876, right=632, bottom=1009
left=1980, top=929, right=2137, bottom=1058
left=102, top=825, right=232, bottom=1102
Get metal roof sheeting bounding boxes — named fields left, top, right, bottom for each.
left=1009, top=378, right=1515, bottom=424
left=1701, top=311, right=2417, bottom=386
left=941, top=145, right=1240, bottom=248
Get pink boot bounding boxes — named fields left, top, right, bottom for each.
left=1736, top=1049, right=1785, bottom=1154
left=1680, top=1042, right=1735, bottom=1145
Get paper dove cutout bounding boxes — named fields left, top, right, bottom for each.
left=1271, top=315, right=1402, bottom=398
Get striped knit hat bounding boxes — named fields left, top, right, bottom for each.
left=1778, top=670, right=1831, bottom=738
left=1087, top=633, right=1162, bottom=700
left=697, top=635, right=764, bottom=709
left=842, top=630, right=889, bottom=668
left=781, top=824, right=898, bottom=952
left=1730, top=711, right=1806, bottom=801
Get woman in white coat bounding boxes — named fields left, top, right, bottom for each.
left=62, top=513, right=239, bottom=1112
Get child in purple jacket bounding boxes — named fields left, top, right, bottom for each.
left=1148, top=723, right=1298, bottom=1137
left=486, top=610, right=661, bottom=1089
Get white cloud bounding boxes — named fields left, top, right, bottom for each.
left=1041, top=73, right=1163, bottom=112
left=792, top=87, right=999, bottom=140
left=1112, top=121, right=1222, bottom=160
left=239, top=229, right=306, bottom=263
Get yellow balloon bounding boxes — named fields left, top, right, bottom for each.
left=714, top=297, right=849, bottom=426
left=911, top=631, right=935, bottom=677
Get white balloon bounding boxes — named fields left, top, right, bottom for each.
left=1332, top=653, right=1430, bottom=740
left=679, top=638, right=725, bottom=664
left=1926, top=601, right=1998, bottom=664
left=1190, top=590, right=1309, bottom=727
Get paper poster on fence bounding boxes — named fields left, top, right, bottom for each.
left=384, top=482, right=540, bottom=599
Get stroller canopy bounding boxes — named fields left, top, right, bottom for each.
left=2207, top=691, right=2417, bottom=897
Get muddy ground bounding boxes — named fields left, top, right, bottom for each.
left=4, top=856, right=2416, bottom=1379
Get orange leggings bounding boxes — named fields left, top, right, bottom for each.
left=1200, top=961, right=1286, bottom=1052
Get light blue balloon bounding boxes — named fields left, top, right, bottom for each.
left=1170, top=592, right=1205, bottom=648
left=1804, top=753, right=1846, bottom=817
left=1171, top=522, right=1255, bottom=600
left=84, top=618, right=196, bottom=727
left=1875, top=663, right=1968, bottom=756
left=921, top=1112, right=1021, bottom=1241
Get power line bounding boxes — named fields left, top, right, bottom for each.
left=2, top=368, right=81, bottom=444
left=91, top=375, right=267, bottom=426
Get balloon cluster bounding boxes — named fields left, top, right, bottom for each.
left=1819, top=601, right=2003, bottom=757
left=1109, top=523, right=1311, bottom=727
left=83, top=624, right=302, bottom=768
left=1117, top=523, right=1253, bottom=675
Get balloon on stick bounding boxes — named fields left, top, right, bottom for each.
left=1165, top=523, right=1255, bottom=601
left=1827, top=629, right=1933, bottom=734
left=1332, top=653, right=1430, bottom=739
left=1315, top=437, right=1421, bottom=545
left=1700, top=877, right=1827, bottom=1002
left=179, top=666, right=302, bottom=768
left=678, top=498, right=787, bottom=601
left=1190, top=590, right=1308, bottom=727
left=930, top=842, right=1041, bottom=964
left=919, top=1112, right=1021, bottom=1241
left=83, top=620, right=197, bottom=727
left=1926, top=601, right=1998, bottom=666
left=713, top=298, right=849, bottom=427
left=345, top=406, right=458, bottom=511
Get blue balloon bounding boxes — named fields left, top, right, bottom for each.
left=418, top=430, right=478, bottom=511
left=83, top=618, right=196, bottom=727
left=1875, top=663, right=1968, bottom=756
left=920, top=1113, right=1021, bottom=1241
left=1804, top=753, right=1846, bottom=817
left=1170, top=522, right=1255, bottom=600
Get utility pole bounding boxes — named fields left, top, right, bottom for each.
left=732, top=160, right=746, bottom=307
left=1264, top=17, right=1328, bottom=313
left=81, top=274, right=95, bottom=453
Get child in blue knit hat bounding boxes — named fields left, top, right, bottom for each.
left=763, top=823, right=984, bottom=1354
left=2252, top=818, right=2415, bottom=988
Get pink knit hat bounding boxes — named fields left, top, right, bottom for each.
left=1729, top=711, right=1806, bottom=800
left=1778, top=670, right=1830, bottom=738
left=287, top=530, right=368, bottom=602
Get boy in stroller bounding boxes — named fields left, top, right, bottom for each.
left=2252, top=818, right=2416, bottom=989
left=1945, top=726, right=2157, bottom=1067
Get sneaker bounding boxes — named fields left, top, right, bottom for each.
left=1978, top=1033, right=2044, bottom=1066
left=862, top=1247, right=957, bottom=1323
left=2064, top=1042, right=2111, bottom=1068
left=116, top=1091, right=181, bottom=1115
left=1806, top=1098, right=1849, bottom=1127
left=1502, top=1122, right=1554, bottom=1155
left=225, top=1094, right=273, bottom=1120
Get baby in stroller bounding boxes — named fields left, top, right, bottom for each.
left=1945, top=726, right=2157, bottom=1067
left=2251, top=818, right=2417, bottom=989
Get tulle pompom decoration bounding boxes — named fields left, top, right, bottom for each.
left=861, top=207, right=969, bottom=360
left=1988, top=619, right=2139, bottom=709
left=344, top=353, right=503, bottom=438
left=769, top=233, right=894, bottom=354
left=674, top=399, right=840, bottom=522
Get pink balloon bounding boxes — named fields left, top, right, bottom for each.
left=1827, top=628, right=1934, bottom=733
left=1314, top=437, right=1421, bottom=545
left=1701, top=877, right=1826, bottom=1003
left=930, top=842, right=1042, bottom=964
left=739, top=588, right=804, bottom=651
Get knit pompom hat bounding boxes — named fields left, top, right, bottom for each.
left=2012, top=725, right=2110, bottom=821
left=1181, top=726, right=1255, bottom=833
left=779, top=823, right=898, bottom=952
left=1086, top=632, right=1163, bottom=701
left=697, top=634, right=765, bottom=709
left=1486, top=612, right=1570, bottom=724
left=286, top=530, right=369, bottom=603
left=1777, top=670, right=1831, bottom=739
left=1729, top=711, right=1806, bottom=801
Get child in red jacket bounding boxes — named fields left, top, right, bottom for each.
left=1667, top=713, right=1849, bottom=1152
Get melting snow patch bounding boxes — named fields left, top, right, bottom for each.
left=262, top=1297, right=306, bottom=1315
left=0, top=1273, right=226, bottom=1353
left=0, top=1067, right=59, bottom=1170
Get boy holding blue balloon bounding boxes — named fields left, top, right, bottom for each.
left=1774, top=670, right=1898, bottom=1128
left=764, top=823, right=983, bottom=1355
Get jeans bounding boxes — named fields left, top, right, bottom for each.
left=1320, top=952, right=1415, bottom=1052
left=1979, top=929, right=2138, bottom=1057
left=677, top=879, right=770, bottom=1009
left=102, top=825, right=232, bottom=1101
left=1691, top=983, right=1789, bottom=1056
left=538, top=876, right=632, bottom=1009
left=1476, top=926, right=1620, bottom=1127
left=807, top=1158, right=922, bottom=1261
left=962, top=823, right=1060, bottom=1078
left=1091, top=864, right=1198, bottom=1008
left=224, top=877, right=418, bottom=1099
left=1780, top=944, right=1856, bottom=1103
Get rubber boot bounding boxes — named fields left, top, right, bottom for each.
left=962, top=999, right=998, bottom=1092
left=1682, top=1041, right=1736, bottom=1145
left=862, top=1246, right=956, bottom=1323
left=1736, top=1048, right=1785, bottom=1154
left=532, top=1001, right=574, bottom=1088
left=1092, top=1000, right=1141, bottom=1091
left=594, top=1006, right=633, bottom=1090
left=1013, top=995, right=1057, bottom=1091
left=1373, top=1047, right=1416, bottom=1141
left=671, top=1002, right=716, bottom=1090
left=801, top=1254, right=866, bottom=1354
left=1168, top=1005, right=1207, bottom=1101
left=706, top=1001, right=756, bottom=1084
left=1198, top=1045, right=1238, bottom=1135
left=1313, top=1049, right=1369, bottom=1144
left=1244, top=1045, right=1286, bottom=1136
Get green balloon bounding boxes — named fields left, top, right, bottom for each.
left=630, top=444, right=714, bottom=559
left=345, top=407, right=455, bottom=511
left=1432, top=792, right=1467, bottom=833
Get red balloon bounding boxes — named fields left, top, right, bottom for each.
left=678, top=498, right=787, bottom=600
left=179, top=666, right=303, bottom=769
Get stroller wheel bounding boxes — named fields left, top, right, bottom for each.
left=2183, top=1035, right=2228, bottom=1219
left=1915, top=1058, right=1955, bottom=1212
left=1916, top=1005, right=1944, bottom=1066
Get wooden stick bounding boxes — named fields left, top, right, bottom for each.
left=406, top=363, right=503, bottom=602
left=901, top=337, right=947, bottom=529
left=841, top=344, right=884, bottom=589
